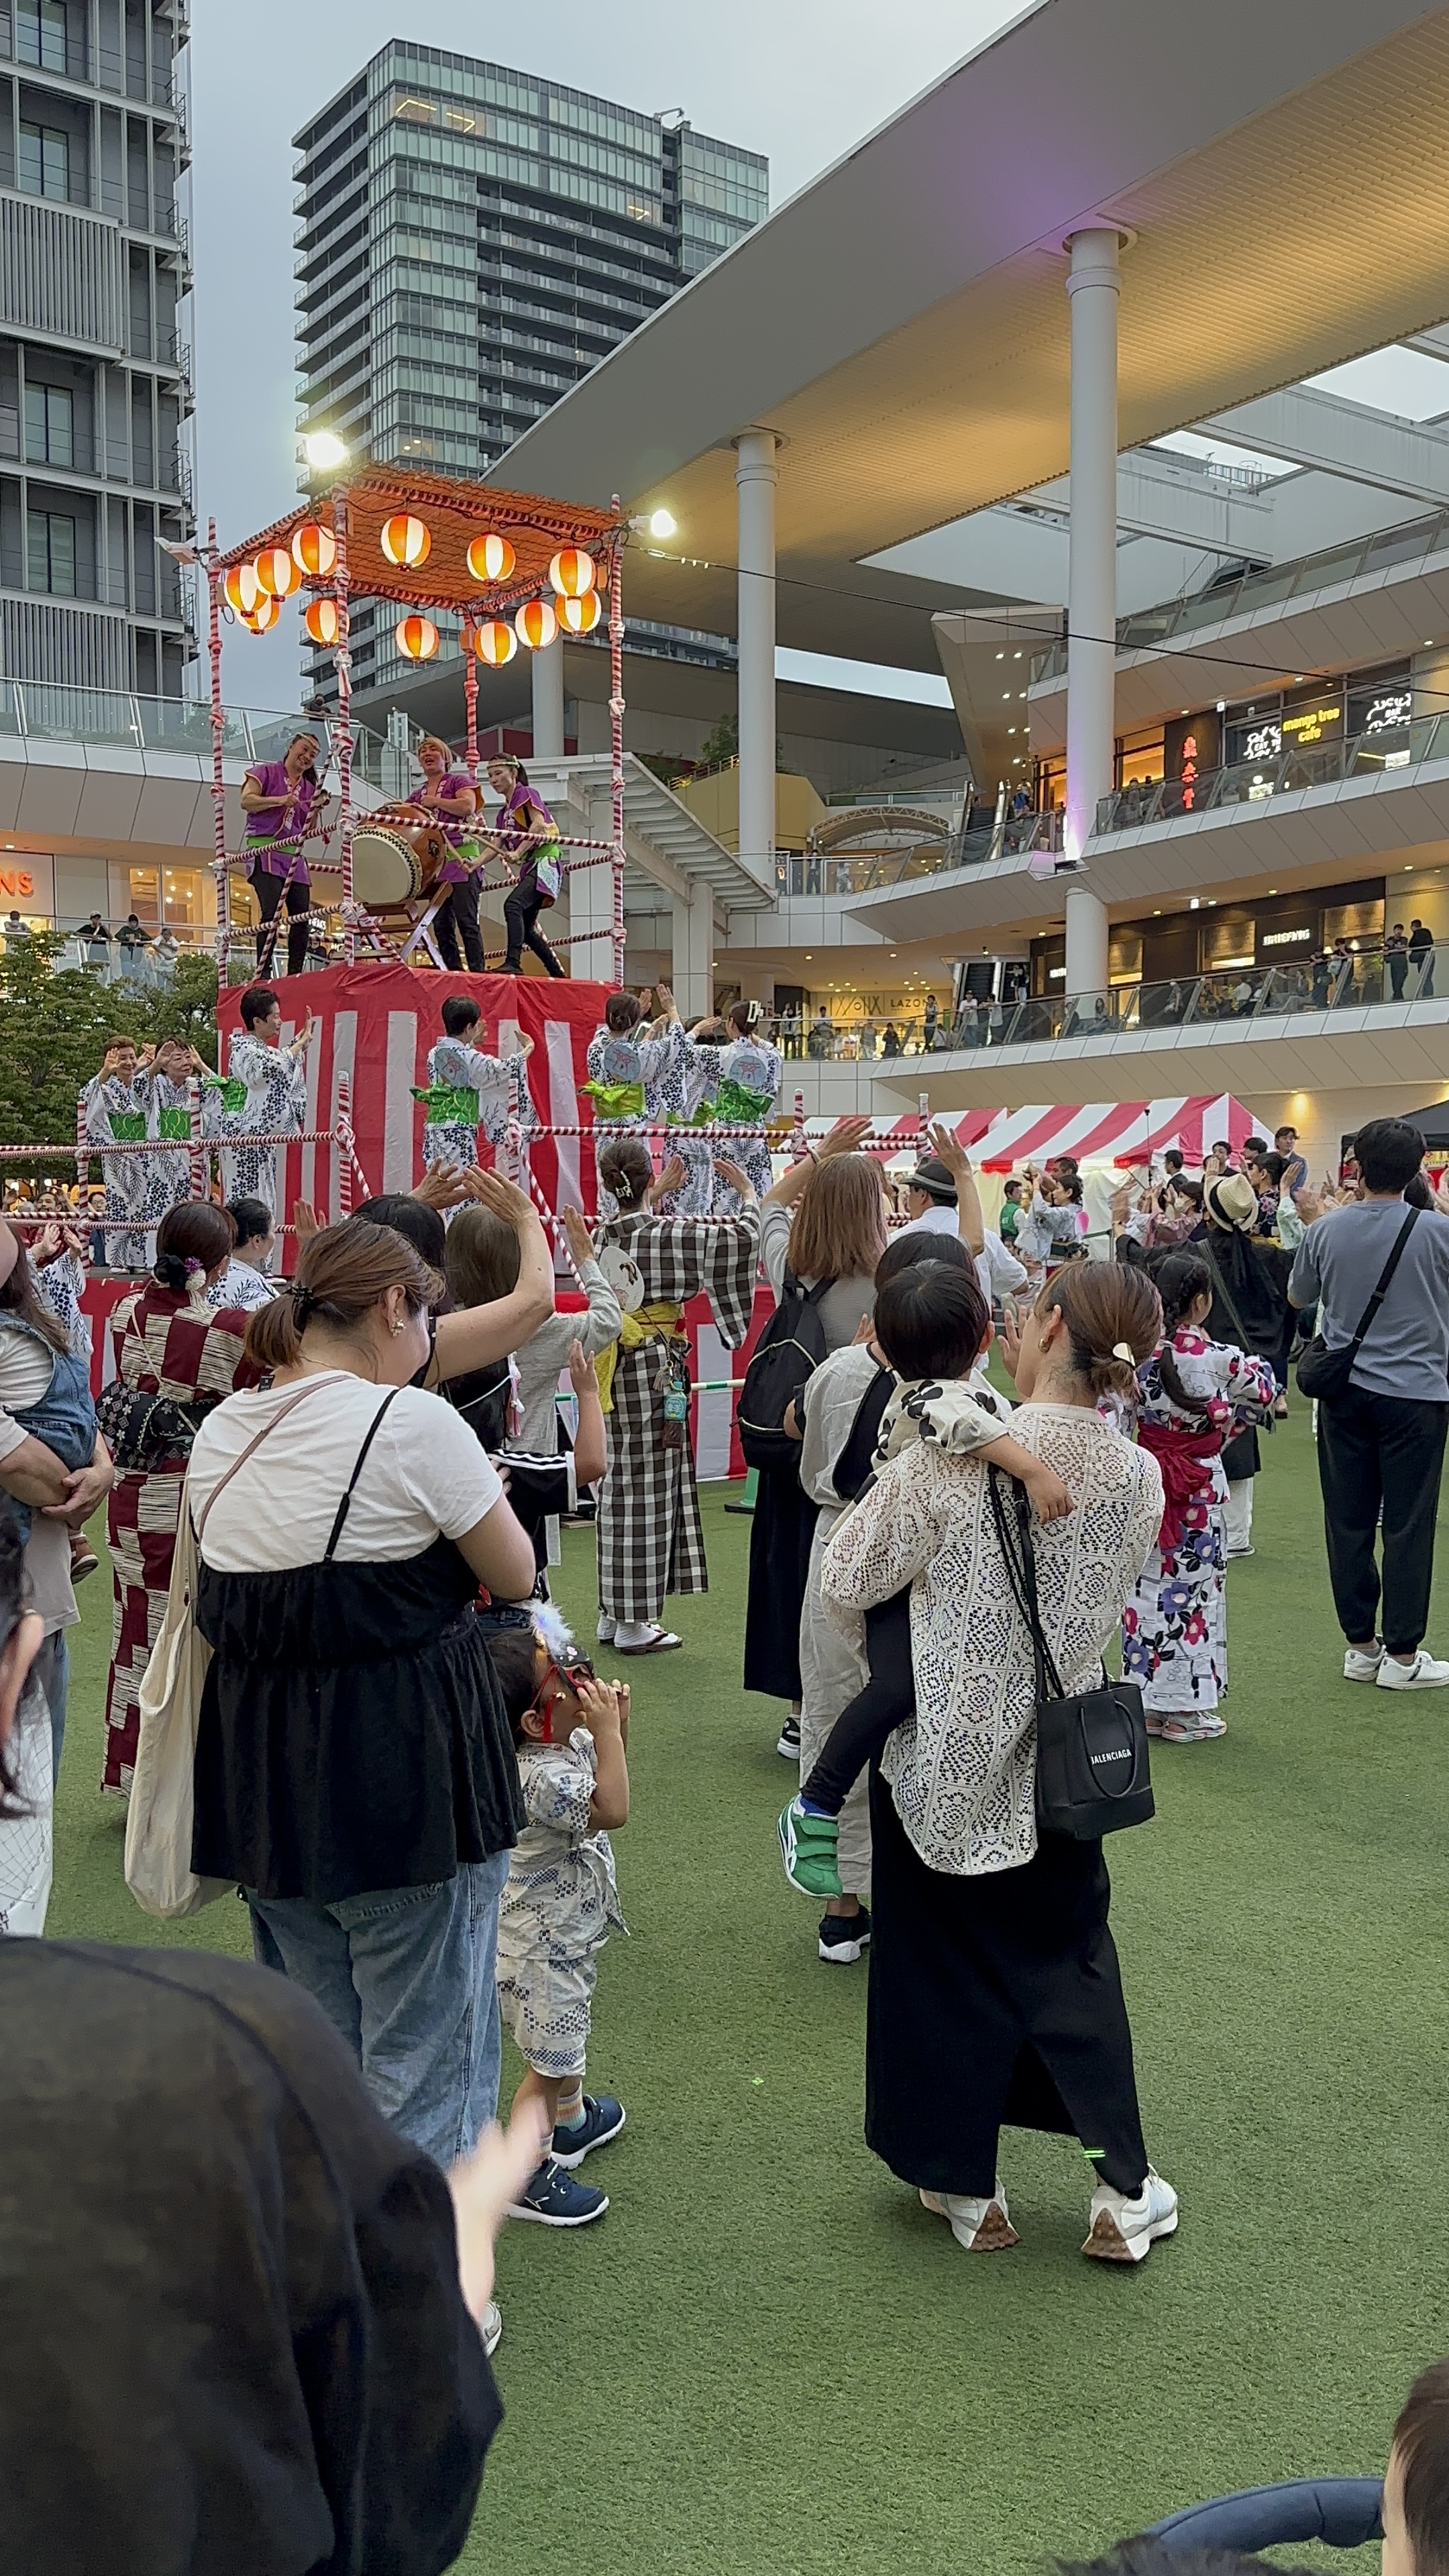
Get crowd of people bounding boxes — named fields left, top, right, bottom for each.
left=1, top=959, right=1448, bottom=2558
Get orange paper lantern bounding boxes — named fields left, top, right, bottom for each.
left=515, top=598, right=557, bottom=651
left=292, top=521, right=337, bottom=578
left=303, top=596, right=341, bottom=647
left=237, top=594, right=280, bottom=635
left=557, top=589, right=602, bottom=635
left=380, top=513, right=431, bottom=568
left=222, top=561, right=261, bottom=616
left=549, top=546, right=596, bottom=599
left=467, top=531, right=516, bottom=585
left=473, top=619, right=517, bottom=667
left=254, top=545, right=299, bottom=599
left=395, top=614, right=439, bottom=661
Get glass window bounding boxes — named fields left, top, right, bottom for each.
left=126, top=865, right=160, bottom=924
left=23, top=382, right=72, bottom=468
left=16, top=0, right=66, bottom=70
left=160, top=866, right=200, bottom=927
left=27, top=510, right=75, bottom=594
left=18, top=121, right=70, bottom=202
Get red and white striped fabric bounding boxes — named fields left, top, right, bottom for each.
left=216, top=963, right=610, bottom=1245
left=805, top=1095, right=1256, bottom=1171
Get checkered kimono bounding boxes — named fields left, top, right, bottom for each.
left=595, top=1205, right=759, bottom=1625
left=102, top=1285, right=260, bottom=1796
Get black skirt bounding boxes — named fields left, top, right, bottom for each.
left=193, top=1536, right=525, bottom=1905
left=743, top=1464, right=816, bottom=1701
left=865, top=1770, right=1148, bottom=2198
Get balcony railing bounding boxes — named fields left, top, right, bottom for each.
left=0, top=682, right=389, bottom=784
left=925, top=944, right=1449, bottom=1053
left=1094, top=714, right=1449, bottom=835
left=780, top=808, right=1062, bottom=896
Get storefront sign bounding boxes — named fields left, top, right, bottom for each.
left=1362, top=687, right=1412, bottom=736
left=1261, top=926, right=1312, bottom=947
left=1282, top=700, right=1343, bottom=748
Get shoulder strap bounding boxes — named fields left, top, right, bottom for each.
left=987, top=1467, right=1067, bottom=1701
left=1195, top=1234, right=1251, bottom=1349
left=782, top=1267, right=831, bottom=1308
left=194, top=1381, right=330, bottom=1542
left=324, top=1386, right=404, bottom=1561
left=1345, top=1205, right=1421, bottom=1358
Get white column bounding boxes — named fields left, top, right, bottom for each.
left=531, top=633, right=565, bottom=759
left=672, top=883, right=714, bottom=1020
left=734, top=427, right=778, bottom=891
left=1063, top=227, right=1120, bottom=1001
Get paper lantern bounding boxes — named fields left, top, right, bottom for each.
left=237, top=594, right=280, bottom=635
left=515, top=597, right=557, bottom=651
left=473, top=618, right=517, bottom=667
left=254, top=545, right=299, bottom=599
left=222, top=561, right=261, bottom=616
left=557, top=589, right=601, bottom=635
left=303, top=596, right=341, bottom=647
left=395, top=614, right=439, bottom=661
left=549, top=546, right=596, bottom=599
left=380, top=513, right=431, bottom=568
left=292, top=521, right=337, bottom=578
left=467, top=531, right=516, bottom=585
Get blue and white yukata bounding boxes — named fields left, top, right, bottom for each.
left=143, top=1072, right=197, bottom=1228
left=583, top=1020, right=690, bottom=1221
left=83, top=1072, right=173, bottom=1269
left=495, top=1726, right=626, bottom=2082
left=415, top=1035, right=519, bottom=1177
left=658, top=1036, right=722, bottom=1222
left=710, top=1032, right=782, bottom=1215
left=213, top=1030, right=309, bottom=1221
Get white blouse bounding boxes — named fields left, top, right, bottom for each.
left=820, top=1403, right=1164, bottom=1877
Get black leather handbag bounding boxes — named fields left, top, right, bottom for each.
left=1295, top=1205, right=1418, bottom=1403
left=987, top=1469, right=1155, bottom=1841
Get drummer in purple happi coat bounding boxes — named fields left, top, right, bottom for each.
left=411, top=735, right=486, bottom=971
left=238, top=730, right=321, bottom=980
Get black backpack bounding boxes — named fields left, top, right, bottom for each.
left=737, top=1274, right=831, bottom=1470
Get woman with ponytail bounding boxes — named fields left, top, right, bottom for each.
left=1120, top=1247, right=1277, bottom=1745
left=102, top=1200, right=260, bottom=1796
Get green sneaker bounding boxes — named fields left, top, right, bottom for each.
left=777, top=1798, right=843, bottom=1898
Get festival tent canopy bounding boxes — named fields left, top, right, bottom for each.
left=804, top=1096, right=1258, bottom=1171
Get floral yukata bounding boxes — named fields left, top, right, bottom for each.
left=711, top=1031, right=783, bottom=1215
left=83, top=1067, right=191, bottom=1269
left=1120, top=1327, right=1277, bottom=1737
left=211, top=1030, right=308, bottom=1221
left=657, top=1035, right=722, bottom=1221
left=582, top=1020, right=690, bottom=1220
left=413, top=1034, right=531, bottom=1177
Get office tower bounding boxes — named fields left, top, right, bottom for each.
left=294, top=41, right=767, bottom=697
left=0, top=0, right=194, bottom=696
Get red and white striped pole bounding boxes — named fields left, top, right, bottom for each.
left=792, top=1089, right=808, bottom=1160
left=608, top=516, right=626, bottom=986
left=918, top=1089, right=930, bottom=1140
left=207, top=524, right=230, bottom=983
left=335, top=1072, right=368, bottom=1215
left=332, top=488, right=355, bottom=967
left=74, top=1089, right=87, bottom=1200
left=188, top=1075, right=207, bottom=1201
left=462, top=623, right=479, bottom=777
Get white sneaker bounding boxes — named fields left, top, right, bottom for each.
left=1344, top=1644, right=1384, bottom=1682
left=1377, top=1650, right=1449, bottom=1690
left=919, top=2180, right=1018, bottom=2251
left=480, top=2300, right=502, bottom=2357
left=596, top=1616, right=616, bottom=1645
left=1082, top=2167, right=1179, bottom=2263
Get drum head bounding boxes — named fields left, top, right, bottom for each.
left=352, top=826, right=423, bottom=906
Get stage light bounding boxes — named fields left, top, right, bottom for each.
left=303, top=431, right=348, bottom=470
left=648, top=509, right=676, bottom=539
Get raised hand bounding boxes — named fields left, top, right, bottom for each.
left=566, top=1336, right=594, bottom=1395
left=818, top=1115, right=875, bottom=1161
left=561, top=1204, right=594, bottom=1268
left=464, top=1168, right=537, bottom=1229
left=646, top=1152, right=687, bottom=1206
left=712, top=1155, right=755, bottom=1203
left=411, top=1161, right=469, bottom=1210
left=291, top=1199, right=320, bottom=1241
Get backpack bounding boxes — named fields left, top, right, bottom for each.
left=737, top=1273, right=831, bottom=1470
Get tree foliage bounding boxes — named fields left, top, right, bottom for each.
left=0, top=934, right=220, bottom=1175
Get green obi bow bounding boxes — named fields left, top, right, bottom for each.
left=666, top=1099, right=719, bottom=1129
left=582, top=1079, right=646, bottom=1120
left=714, top=1078, right=773, bottom=1123
left=204, top=1075, right=248, bottom=1116
left=107, top=1112, right=147, bottom=1142
left=157, top=1107, right=192, bottom=1140
left=411, top=1083, right=479, bottom=1124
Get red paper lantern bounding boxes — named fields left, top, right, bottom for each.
left=473, top=618, right=517, bottom=667
left=549, top=546, right=596, bottom=599
left=303, top=596, right=341, bottom=647
left=515, top=597, right=557, bottom=651
left=395, top=613, right=439, bottom=661
left=254, top=545, right=299, bottom=599
left=237, top=594, right=280, bottom=635
left=222, top=561, right=260, bottom=616
left=557, top=589, right=601, bottom=635
left=380, top=513, right=431, bottom=568
left=467, top=531, right=516, bottom=584
left=292, top=521, right=337, bottom=578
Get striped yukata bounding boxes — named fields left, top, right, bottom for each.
left=595, top=1205, right=759, bottom=1626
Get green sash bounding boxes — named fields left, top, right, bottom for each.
left=205, top=1075, right=248, bottom=1116
left=411, top=1083, right=478, bottom=1125
left=582, top=1079, right=646, bottom=1120
left=666, top=1100, right=719, bottom=1130
left=715, top=1077, right=773, bottom=1124
left=107, top=1112, right=146, bottom=1142
left=157, top=1107, right=192, bottom=1140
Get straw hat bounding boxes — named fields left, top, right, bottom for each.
left=907, top=1155, right=958, bottom=1205
left=1204, top=1171, right=1258, bottom=1232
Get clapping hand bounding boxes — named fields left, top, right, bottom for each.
left=646, top=1153, right=687, bottom=1206
left=560, top=1205, right=594, bottom=1269
left=713, top=1155, right=755, bottom=1204
left=566, top=1336, right=594, bottom=1397
left=997, top=1305, right=1024, bottom=1383
left=928, top=1118, right=971, bottom=1179
left=447, top=2102, right=552, bottom=2331
left=818, top=1115, right=874, bottom=1160
left=412, top=1161, right=470, bottom=1210
left=291, top=1199, right=321, bottom=1242
left=463, top=1168, right=537, bottom=1230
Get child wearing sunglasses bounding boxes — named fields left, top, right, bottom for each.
left=486, top=1610, right=631, bottom=2226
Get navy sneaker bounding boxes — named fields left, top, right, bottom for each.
left=508, top=2156, right=608, bottom=2226
left=818, top=1904, right=871, bottom=1965
left=552, top=2093, right=627, bottom=2169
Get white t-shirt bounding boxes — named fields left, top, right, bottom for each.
left=897, top=1203, right=959, bottom=1238
left=0, top=1327, right=78, bottom=1638
left=976, top=1229, right=1029, bottom=1312
left=189, top=1371, right=504, bottom=1574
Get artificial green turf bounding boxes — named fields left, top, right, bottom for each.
left=50, top=1418, right=1448, bottom=2575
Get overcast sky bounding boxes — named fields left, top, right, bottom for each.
left=189, top=0, right=1024, bottom=709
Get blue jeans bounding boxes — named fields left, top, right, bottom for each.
left=248, top=1849, right=511, bottom=2167
left=34, top=1631, right=68, bottom=1788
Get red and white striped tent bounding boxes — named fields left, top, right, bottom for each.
left=806, top=1095, right=1258, bottom=1171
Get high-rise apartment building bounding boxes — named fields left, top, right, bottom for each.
left=0, top=0, right=193, bottom=697
left=293, top=42, right=767, bottom=697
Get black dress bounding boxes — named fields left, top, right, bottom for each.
left=1191, top=1219, right=1292, bottom=1475
left=743, top=1463, right=818, bottom=1701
